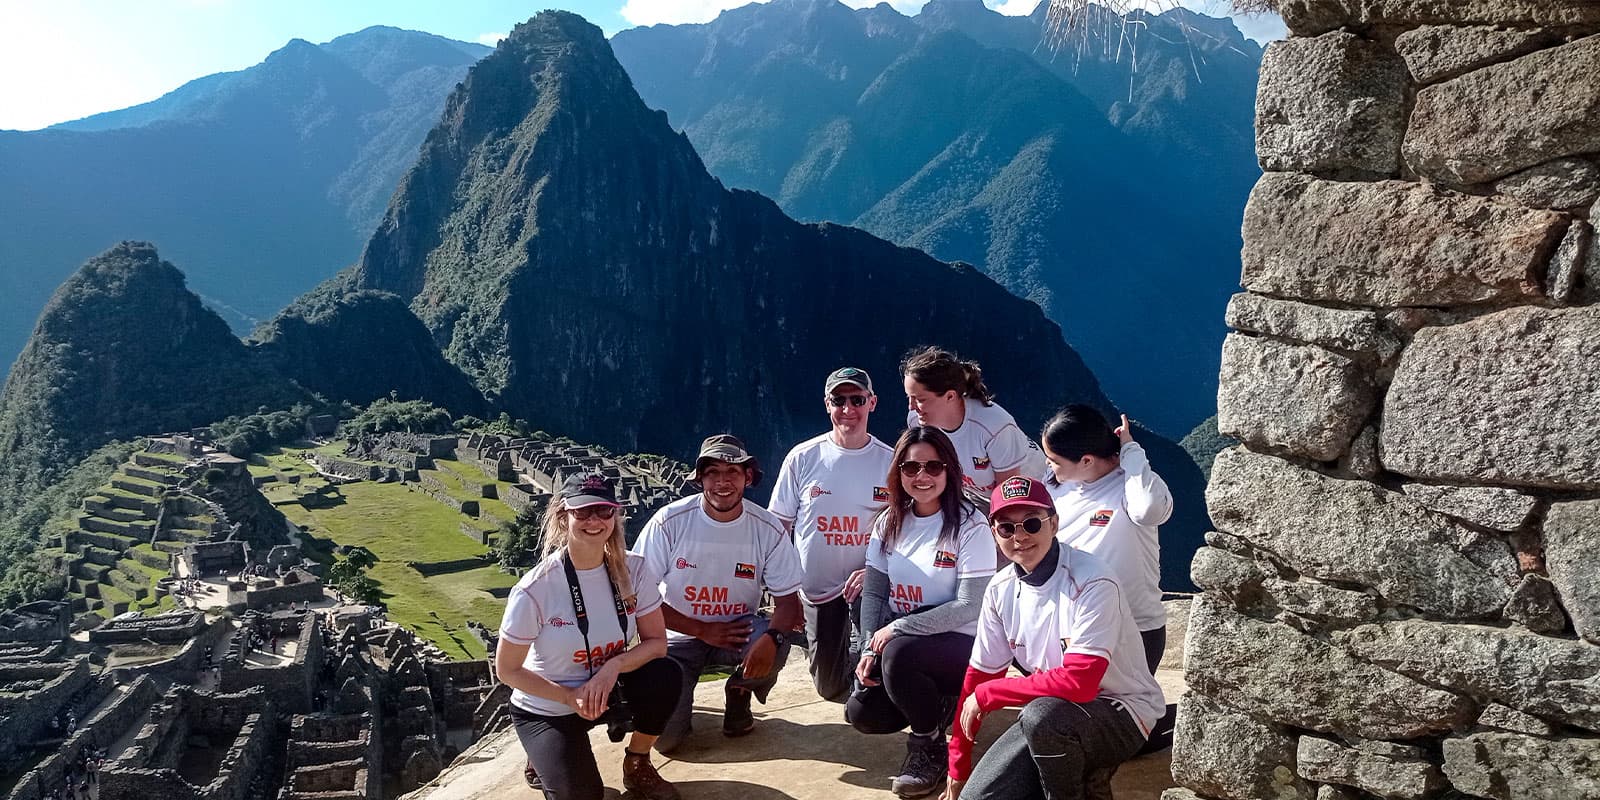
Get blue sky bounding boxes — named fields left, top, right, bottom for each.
left=0, top=0, right=1284, bottom=131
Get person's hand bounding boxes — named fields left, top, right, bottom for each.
left=869, top=625, right=896, bottom=655
left=742, top=633, right=777, bottom=680
left=939, top=780, right=965, bottom=800
left=855, top=651, right=879, bottom=686
left=1114, top=413, right=1134, bottom=446
left=842, top=568, right=867, bottom=603
left=571, top=662, right=620, bottom=720
left=697, top=618, right=753, bottom=650
left=957, top=693, right=984, bottom=741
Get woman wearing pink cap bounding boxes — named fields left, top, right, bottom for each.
left=496, top=473, right=682, bottom=800
left=943, top=476, right=1165, bottom=800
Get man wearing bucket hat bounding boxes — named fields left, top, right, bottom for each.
left=631, top=434, right=806, bottom=753
left=769, top=367, right=894, bottom=703
left=941, top=476, right=1165, bottom=800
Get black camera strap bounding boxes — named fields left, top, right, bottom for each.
left=562, top=553, right=630, bottom=677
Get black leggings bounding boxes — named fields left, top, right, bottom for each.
left=845, top=631, right=973, bottom=736
left=509, top=657, right=681, bottom=800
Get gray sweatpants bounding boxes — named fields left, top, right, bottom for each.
left=963, top=696, right=1146, bottom=800
left=803, top=595, right=859, bottom=704
left=656, top=614, right=793, bottom=753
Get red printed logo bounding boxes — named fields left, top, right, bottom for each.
left=809, top=484, right=833, bottom=499
left=872, top=487, right=889, bottom=502
left=548, top=617, right=574, bottom=628
left=933, top=550, right=957, bottom=569
left=733, top=562, right=757, bottom=580
left=675, top=557, right=698, bottom=570
left=972, top=456, right=992, bottom=470
left=1089, top=510, right=1114, bottom=527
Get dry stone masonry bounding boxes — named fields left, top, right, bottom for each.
left=1180, top=2, right=1600, bottom=798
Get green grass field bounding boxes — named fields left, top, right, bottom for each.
left=278, top=479, right=520, bottom=660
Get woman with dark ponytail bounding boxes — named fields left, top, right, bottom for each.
left=900, top=346, right=1046, bottom=499
left=1040, top=405, right=1172, bottom=672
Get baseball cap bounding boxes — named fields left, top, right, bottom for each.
left=988, top=476, right=1054, bottom=519
left=560, top=473, right=619, bottom=508
left=695, top=434, right=762, bottom=487
left=825, top=367, right=873, bottom=395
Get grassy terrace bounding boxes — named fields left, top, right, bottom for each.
left=277, top=478, right=518, bottom=660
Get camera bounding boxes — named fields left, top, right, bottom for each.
left=599, top=687, right=633, bottom=742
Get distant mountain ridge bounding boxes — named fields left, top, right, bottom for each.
left=0, top=26, right=491, bottom=377
left=610, top=0, right=1262, bottom=434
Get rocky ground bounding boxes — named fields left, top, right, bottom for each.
left=407, top=633, right=1189, bottom=800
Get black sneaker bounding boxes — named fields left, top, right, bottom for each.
left=723, top=687, right=755, bottom=737
left=523, top=761, right=541, bottom=791
left=890, top=735, right=945, bottom=798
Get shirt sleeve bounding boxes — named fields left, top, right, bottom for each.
left=498, top=580, right=542, bottom=646
left=969, top=578, right=1012, bottom=673
left=629, top=510, right=672, bottom=592
left=955, top=514, right=998, bottom=580
left=767, top=448, right=802, bottom=523
left=628, top=555, right=663, bottom=618
left=1063, top=576, right=1128, bottom=662
left=985, top=420, right=1037, bottom=474
left=973, top=653, right=1108, bottom=712
left=1119, top=442, right=1174, bottom=527
left=948, top=665, right=1007, bottom=782
left=760, top=523, right=805, bottom=596
left=865, top=515, right=888, bottom=573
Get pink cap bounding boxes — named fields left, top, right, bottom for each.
left=988, top=476, right=1054, bottom=518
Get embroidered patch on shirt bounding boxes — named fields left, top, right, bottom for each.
left=873, top=486, right=890, bottom=502
left=933, top=550, right=958, bottom=569
left=972, top=456, right=992, bottom=470
left=1089, top=510, right=1115, bottom=527
left=733, top=562, right=757, bottom=580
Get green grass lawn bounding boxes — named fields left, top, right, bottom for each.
left=279, top=481, right=516, bottom=660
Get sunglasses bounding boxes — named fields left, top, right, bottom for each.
left=897, top=460, right=947, bottom=477
left=991, top=515, right=1051, bottom=538
left=827, top=394, right=870, bottom=408
left=568, top=506, right=617, bottom=521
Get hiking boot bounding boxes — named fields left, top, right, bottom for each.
left=723, top=687, right=755, bottom=737
left=890, top=734, right=945, bottom=798
left=622, top=751, right=680, bottom=800
left=523, top=761, right=541, bottom=791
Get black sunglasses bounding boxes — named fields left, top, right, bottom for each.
left=827, top=394, right=870, bottom=408
left=897, top=460, right=947, bottom=477
left=991, top=515, right=1050, bottom=538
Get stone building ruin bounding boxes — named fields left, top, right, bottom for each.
left=1169, top=2, right=1600, bottom=799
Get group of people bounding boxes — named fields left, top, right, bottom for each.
left=41, top=746, right=102, bottom=800
left=495, top=346, right=1175, bottom=800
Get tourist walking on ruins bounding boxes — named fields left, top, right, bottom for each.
left=901, top=347, right=1047, bottom=505
left=496, top=473, right=682, bottom=800
left=848, top=426, right=997, bottom=799
left=944, top=476, right=1165, bottom=800
left=631, top=434, right=805, bottom=753
left=768, top=367, right=895, bottom=703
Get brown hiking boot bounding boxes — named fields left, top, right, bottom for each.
left=622, top=750, right=680, bottom=800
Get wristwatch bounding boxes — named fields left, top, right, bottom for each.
left=763, top=629, right=789, bottom=648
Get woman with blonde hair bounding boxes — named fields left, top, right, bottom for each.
left=496, top=473, right=681, bottom=800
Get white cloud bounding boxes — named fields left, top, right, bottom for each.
left=477, top=31, right=507, bottom=46
left=990, top=0, right=1038, bottom=15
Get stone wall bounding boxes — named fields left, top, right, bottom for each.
left=88, top=610, right=204, bottom=645
left=1170, top=3, right=1600, bottom=799
left=0, top=657, right=93, bottom=770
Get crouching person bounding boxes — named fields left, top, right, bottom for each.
left=633, top=434, right=805, bottom=753
left=944, top=477, right=1166, bottom=800
left=496, top=474, right=681, bottom=800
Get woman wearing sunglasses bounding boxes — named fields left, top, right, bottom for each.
left=496, top=473, right=682, bottom=800
left=848, top=426, right=998, bottom=798
left=942, top=476, right=1165, bottom=800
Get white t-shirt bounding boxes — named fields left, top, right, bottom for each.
left=865, top=507, right=996, bottom=636
left=499, top=551, right=663, bottom=717
left=631, top=495, right=805, bottom=640
left=1051, top=442, right=1172, bottom=631
left=972, top=545, right=1165, bottom=734
left=907, top=399, right=1047, bottom=494
left=768, top=433, right=895, bottom=604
